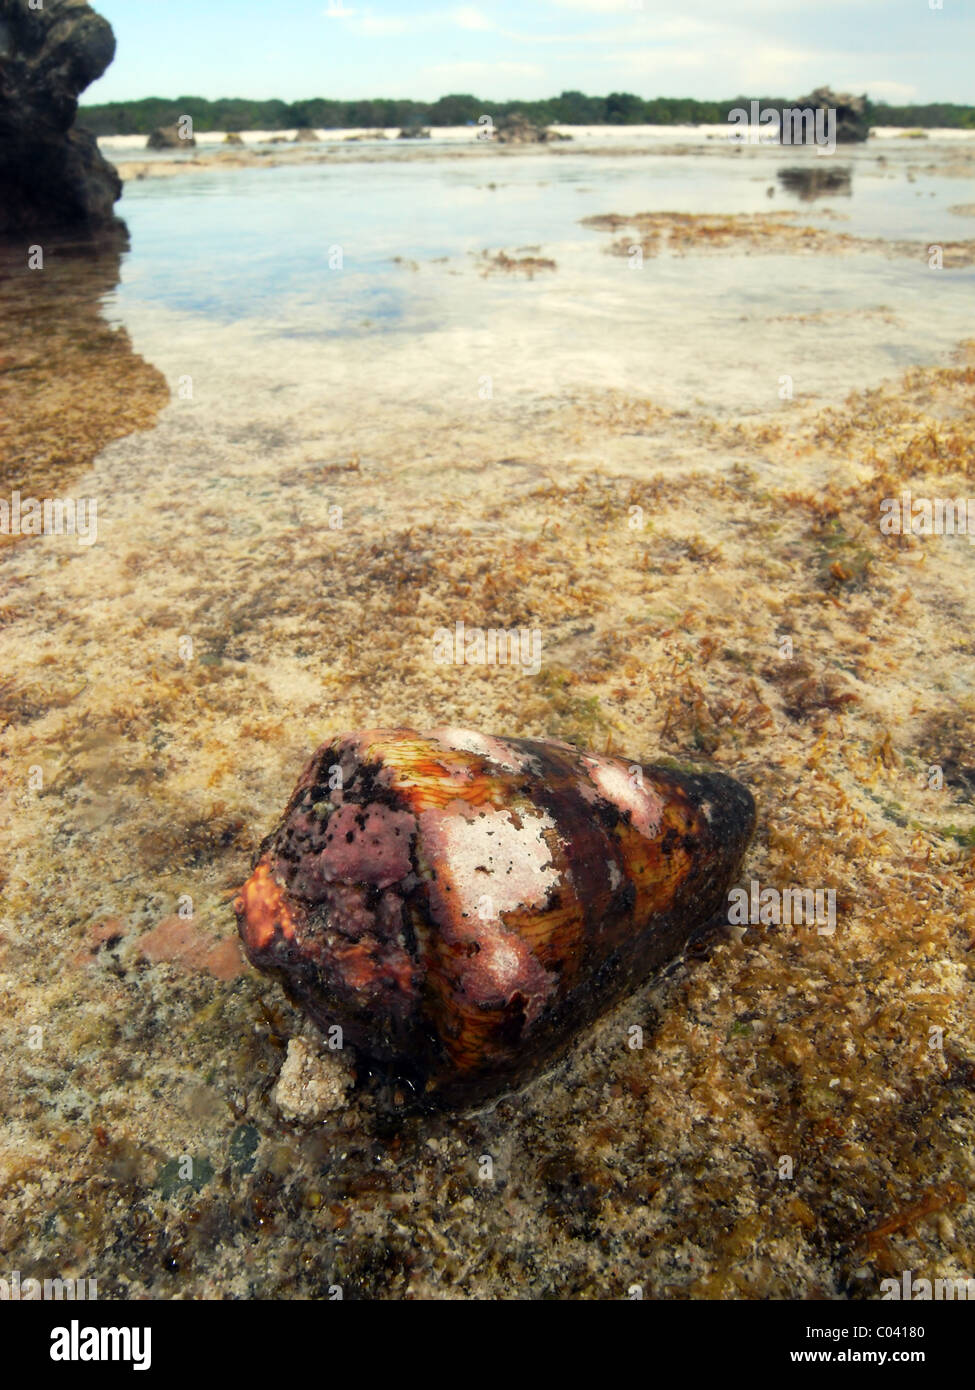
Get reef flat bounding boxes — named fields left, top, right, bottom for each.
left=0, top=185, right=973, bottom=1298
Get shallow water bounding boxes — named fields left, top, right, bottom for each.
left=104, top=138, right=975, bottom=431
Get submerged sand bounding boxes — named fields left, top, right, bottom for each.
left=0, top=159, right=973, bottom=1298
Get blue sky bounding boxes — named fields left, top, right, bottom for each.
left=85, top=1, right=973, bottom=106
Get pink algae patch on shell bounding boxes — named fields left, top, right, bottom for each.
left=315, top=802, right=415, bottom=889
left=579, top=754, right=665, bottom=840
left=136, top=916, right=246, bottom=980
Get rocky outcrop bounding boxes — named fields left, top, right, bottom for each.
left=224, top=132, right=244, bottom=146
left=292, top=126, right=319, bottom=143
left=397, top=123, right=431, bottom=140
left=791, top=86, right=869, bottom=143
left=0, top=0, right=123, bottom=233
left=147, top=124, right=195, bottom=150
left=494, top=112, right=572, bottom=144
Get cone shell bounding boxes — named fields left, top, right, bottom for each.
left=235, top=727, right=756, bottom=1110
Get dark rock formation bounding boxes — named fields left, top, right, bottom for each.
left=397, top=123, right=431, bottom=140
left=224, top=132, right=244, bottom=146
left=292, top=126, right=319, bottom=143
left=790, top=86, right=869, bottom=144
left=146, top=124, right=196, bottom=150
left=495, top=112, right=572, bottom=145
left=0, top=0, right=123, bottom=234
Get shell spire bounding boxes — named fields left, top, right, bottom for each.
left=235, top=727, right=756, bottom=1110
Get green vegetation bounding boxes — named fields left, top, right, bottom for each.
left=536, top=664, right=611, bottom=745
left=157, top=1155, right=214, bottom=1198
left=943, top=824, right=975, bottom=848
left=78, top=91, right=975, bottom=136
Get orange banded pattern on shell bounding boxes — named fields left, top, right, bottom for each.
left=352, top=729, right=514, bottom=813
left=235, top=727, right=755, bottom=1110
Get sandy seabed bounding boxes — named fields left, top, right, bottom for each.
left=0, top=139, right=973, bottom=1299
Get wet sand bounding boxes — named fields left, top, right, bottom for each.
left=1, top=145, right=973, bottom=1298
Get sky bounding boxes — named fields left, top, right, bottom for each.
left=84, top=1, right=973, bottom=106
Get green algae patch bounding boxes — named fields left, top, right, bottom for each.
left=229, top=1125, right=260, bottom=1173
left=157, top=1156, right=215, bottom=1198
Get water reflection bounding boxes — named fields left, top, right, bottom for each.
left=0, top=225, right=168, bottom=504
left=777, top=165, right=853, bottom=201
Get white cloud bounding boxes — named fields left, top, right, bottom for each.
left=863, top=80, right=918, bottom=102
left=344, top=5, right=496, bottom=37
left=596, top=47, right=713, bottom=74
left=547, top=0, right=889, bottom=14
left=325, top=0, right=964, bottom=102
left=594, top=30, right=891, bottom=96
left=350, top=14, right=412, bottom=35
left=423, top=60, right=543, bottom=79
left=451, top=5, right=495, bottom=30
left=548, top=0, right=643, bottom=11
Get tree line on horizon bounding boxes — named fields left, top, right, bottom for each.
left=78, top=91, right=975, bottom=135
